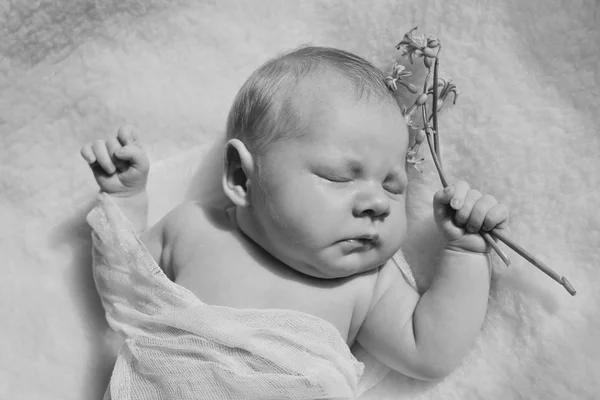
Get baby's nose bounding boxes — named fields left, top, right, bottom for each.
left=353, top=185, right=391, bottom=220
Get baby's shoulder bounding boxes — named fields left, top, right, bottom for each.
left=161, top=201, right=233, bottom=240
left=160, top=202, right=238, bottom=275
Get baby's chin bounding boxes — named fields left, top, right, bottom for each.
left=295, top=251, right=390, bottom=280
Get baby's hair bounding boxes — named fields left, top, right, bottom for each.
left=225, top=46, right=396, bottom=157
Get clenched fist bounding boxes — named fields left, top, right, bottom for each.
left=81, top=125, right=149, bottom=197
left=433, top=181, right=509, bottom=253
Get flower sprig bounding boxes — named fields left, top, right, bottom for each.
left=385, top=62, right=418, bottom=93
left=386, top=27, right=576, bottom=296
left=395, top=26, right=439, bottom=67
left=428, top=78, right=458, bottom=113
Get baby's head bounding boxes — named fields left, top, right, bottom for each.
left=223, top=46, right=409, bottom=279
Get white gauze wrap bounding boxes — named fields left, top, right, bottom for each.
left=87, top=192, right=416, bottom=399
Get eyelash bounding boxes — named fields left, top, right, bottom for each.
left=323, top=175, right=352, bottom=183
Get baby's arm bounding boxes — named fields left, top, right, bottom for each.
left=356, top=181, right=508, bottom=380
left=82, top=126, right=172, bottom=278
left=81, top=126, right=150, bottom=230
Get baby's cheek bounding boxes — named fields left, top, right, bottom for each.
left=264, top=201, right=316, bottom=242
left=389, top=207, right=408, bottom=241
left=388, top=224, right=406, bottom=249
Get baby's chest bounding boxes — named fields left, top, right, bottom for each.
left=169, top=231, right=372, bottom=344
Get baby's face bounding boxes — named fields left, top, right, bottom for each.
left=249, top=86, right=409, bottom=279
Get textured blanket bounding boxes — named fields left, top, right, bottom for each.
left=87, top=193, right=366, bottom=399
left=1, top=1, right=599, bottom=399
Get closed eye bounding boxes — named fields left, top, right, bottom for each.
left=383, top=178, right=406, bottom=195
left=382, top=167, right=408, bottom=195
left=383, top=184, right=404, bottom=195
left=321, top=175, right=352, bottom=183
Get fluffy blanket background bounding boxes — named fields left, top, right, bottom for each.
left=1, top=0, right=599, bottom=399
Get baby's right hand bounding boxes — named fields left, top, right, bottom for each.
left=80, top=125, right=149, bottom=196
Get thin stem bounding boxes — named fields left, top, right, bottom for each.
left=422, top=109, right=447, bottom=187
left=490, top=230, right=577, bottom=296
left=432, top=54, right=440, bottom=159
left=422, top=69, right=432, bottom=93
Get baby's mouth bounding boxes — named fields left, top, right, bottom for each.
left=338, top=235, right=380, bottom=252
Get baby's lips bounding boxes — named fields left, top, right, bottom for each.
left=340, top=233, right=381, bottom=246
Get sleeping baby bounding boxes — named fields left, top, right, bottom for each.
left=82, top=47, right=509, bottom=399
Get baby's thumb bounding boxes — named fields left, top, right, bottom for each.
left=433, top=185, right=455, bottom=208
left=432, top=185, right=456, bottom=221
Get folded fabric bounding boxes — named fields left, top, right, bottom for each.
left=87, top=193, right=416, bottom=399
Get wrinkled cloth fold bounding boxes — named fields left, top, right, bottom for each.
left=87, top=193, right=372, bottom=399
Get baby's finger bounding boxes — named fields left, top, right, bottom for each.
left=106, top=137, right=128, bottom=172
left=433, top=185, right=456, bottom=207
left=92, top=139, right=116, bottom=175
left=482, top=203, right=510, bottom=231
left=465, top=194, right=497, bottom=233
left=454, top=189, right=482, bottom=227
left=115, top=145, right=149, bottom=171
left=449, top=181, right=470, bottom=210
left=105, top=137, right=121, bottom=158
left=80, top=144, right=96, bottom=164
left=117, top=125, right=139, bottom=147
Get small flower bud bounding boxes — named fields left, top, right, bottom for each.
left=415, top=129, right=426, bottom=144
left=416, top=93, right=428, bottom=106
left=427, top=39, right=440, bottom=48
left=424, top=56, right=433, bottom=68
left=422, top=47, right=436, bottom=58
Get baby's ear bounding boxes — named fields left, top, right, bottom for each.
left=222, top=139, right=255, bottom=207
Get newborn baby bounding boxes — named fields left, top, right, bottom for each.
left=82, top=47, right=508, bottom=392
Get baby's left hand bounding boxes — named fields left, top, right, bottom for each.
left=433, top=181, right=509, bottom=253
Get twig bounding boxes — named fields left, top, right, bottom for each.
left=392, top=26, right=576, bottom=296
left=432, top=55, right=440, bottom=158
left=491, top=230, right=576, bottom=296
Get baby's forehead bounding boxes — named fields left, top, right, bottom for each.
left=285, top=74, right=382, bottom=124
left=291, top=71, right=362, bottom=104
left=268, top=69, right=405, bottom=149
